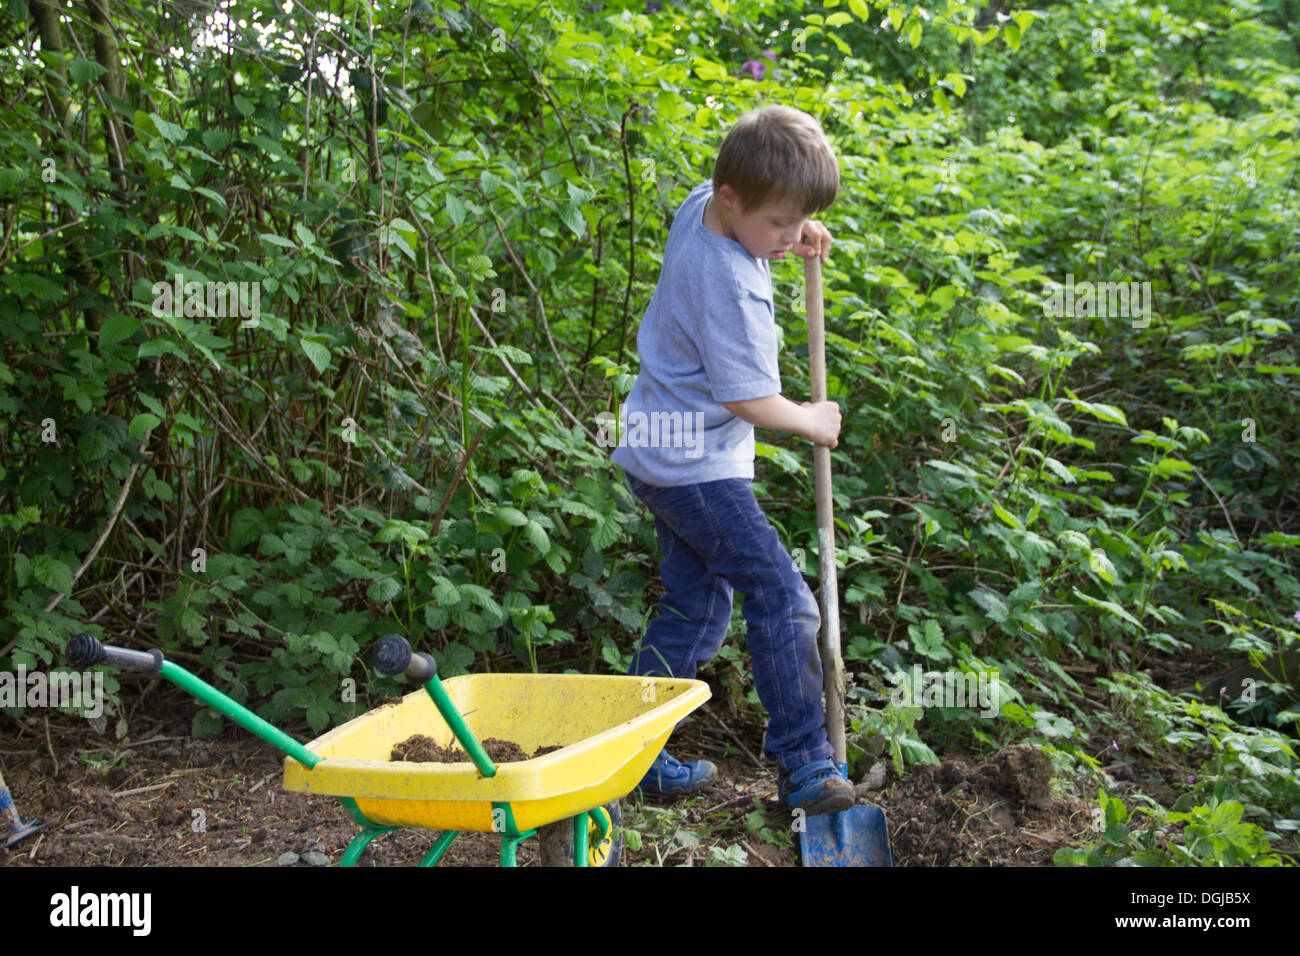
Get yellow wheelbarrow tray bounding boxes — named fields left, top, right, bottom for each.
left=283, top=672, right=711, bottom=835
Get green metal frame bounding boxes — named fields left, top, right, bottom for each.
left=152, top=658, right=613, bottom=867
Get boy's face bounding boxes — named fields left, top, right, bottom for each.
left=713, top=184, right=808, bottom=260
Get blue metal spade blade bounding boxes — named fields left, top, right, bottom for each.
left=799, top=804, right=892, bottom=867
left=4, top=817, right=49, bottom=849
left=1, top=783, right=48, bottom=849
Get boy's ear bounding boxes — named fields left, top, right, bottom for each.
left=716, top=183, right=743, bottom=210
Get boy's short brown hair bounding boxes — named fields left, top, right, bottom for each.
left=712, top=105, right=839, bottom=217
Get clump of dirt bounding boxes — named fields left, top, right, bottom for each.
left=390, top=736, right=563, bottom=763
left=881, top=744, right=1089, bottom=866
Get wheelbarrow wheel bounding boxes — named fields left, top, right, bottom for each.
left=537, top=800, right=623, bottom=867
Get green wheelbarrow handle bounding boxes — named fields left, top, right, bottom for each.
left=66, top=633, right=322, bottom=770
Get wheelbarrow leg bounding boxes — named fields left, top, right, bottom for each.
left=341, top=825, right=402, bottom=867
left=418, top=830, right=458, bottom=867
left=573, top=810, right=589, bottom=867
left=498, top=829, right=536, bottom=867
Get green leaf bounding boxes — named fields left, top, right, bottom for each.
left=300, top=338, right=331, bottom=374
left=1042, top=457, right=1076, bottom=483
left=30, top=554, right=73, bottom=594
left=201, top=129, right=232, bottom=153
left=559, top=202, right=586, bottom=238
left=233, top=94, right=255, bottom=117
left=446, top=193, right=466, bottom=228
left=1088, top=548, right=1117, bottom=585
left=192, top=186, right=228, bottom=212
left=494, top=506, right=528, bottom=527
left=1057, top=530, right=1091, bottom=551
left=1086, top=402, right=1128, bottom=426
left=1072, top=587, right=1142, bottom=630
left=524, top=519, right=550, bottom=554
left=692, top=58, right=729, bottom=82
left=991, top=503, right=1022, bottom=530
left=306, top=704, right=330, bottom=731
left=129, top=413, right=161, bottom=441
left=150, top=113, right=187, bottom=144
left=192, top=708, right=224, bottom=737
left=432, top=576, right=461, bottom=606
left=330, top=556, right=375, bottom=581
left=911, top=619, right=950, bottom=661
left=99, top=314, right=140, bottom=352
left=68, top=58, right=108, bottom=85
left=969, top=588, right=1009, bottom=623
left=250, top=134, right=288, bottom=160
left=259, top=233, right=298, bottom=249
left=907, top=21, right=922, bottom=48
left=1102, top=824, right=1130, bottom=845
left=366, top=577, right=402, bottom=605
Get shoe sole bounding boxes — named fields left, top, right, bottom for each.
left=784, top=782, right=856, bottom=816
left=796, top=792, right=856, bottom=815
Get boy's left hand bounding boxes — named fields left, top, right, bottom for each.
left=793, top=221, right=832, bottom=264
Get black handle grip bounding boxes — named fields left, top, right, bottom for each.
left=371, top=633, right=435, bottom=682
left=67, top=633, right=164, bottom=676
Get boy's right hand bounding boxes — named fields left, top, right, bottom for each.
left=802, top=400, right=842, bottom=448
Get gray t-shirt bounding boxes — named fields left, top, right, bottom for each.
left=610, top=181, right=780, bottom=487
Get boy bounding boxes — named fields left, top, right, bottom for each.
left=610, top=105, right=853, bottom=815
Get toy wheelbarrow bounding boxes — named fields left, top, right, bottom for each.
left=67, top=633, right=710, bottom=867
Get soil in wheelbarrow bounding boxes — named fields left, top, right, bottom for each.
left=390, top=736, right=564, bottom=763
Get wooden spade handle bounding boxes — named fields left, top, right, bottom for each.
left=805, top=254, right=846, bottom=766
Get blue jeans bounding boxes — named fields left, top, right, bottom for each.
left=622, top=472, right=833, bottom=771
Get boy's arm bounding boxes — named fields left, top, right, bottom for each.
left=723, top=394, right=841, bottom=448
left=722, top=222, right=839, bottom=439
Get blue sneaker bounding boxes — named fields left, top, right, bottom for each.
left=635, top=750, right=717, bottom=798
left=778, top=759, right=855, bottom=815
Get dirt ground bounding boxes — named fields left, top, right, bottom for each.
left=0, top=678, right=1099, bottom=868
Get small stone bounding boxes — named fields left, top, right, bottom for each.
left=856, top=760, right=888, bottom=793
left=304, top=851, right=331, bottom=867
left=277, top=851, right=300, bottom=866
